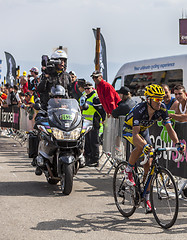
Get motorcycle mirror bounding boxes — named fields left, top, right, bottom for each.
left=82, top=103, right=89, bottom=111
left=34, top=103, right=41, bottom=111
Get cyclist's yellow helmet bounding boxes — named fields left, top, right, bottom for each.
left=144, top=84, right=165, bottom=98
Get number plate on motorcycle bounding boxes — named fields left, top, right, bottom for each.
left=59, top=114, right=73, bottom=121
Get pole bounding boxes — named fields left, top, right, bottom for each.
left=16, top=65, right=20, bottom=85
left=95, top=28, right=100, bottom=71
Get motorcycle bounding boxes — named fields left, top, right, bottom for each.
left=34, top=97, right=92, bottom=195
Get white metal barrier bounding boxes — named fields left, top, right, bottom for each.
left=19, top=108, right=36, bottom=132
left=99, top=116, right=129, bottom=174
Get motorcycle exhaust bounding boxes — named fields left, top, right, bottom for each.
left=46, top=162, right=61, bottom=181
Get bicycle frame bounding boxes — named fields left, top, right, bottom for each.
left=136, top=147, right=181, bottom=199
left=134, top=152, right=157, bottom=200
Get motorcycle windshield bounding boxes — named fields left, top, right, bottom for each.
left=47, top=98, right=82, bottom=131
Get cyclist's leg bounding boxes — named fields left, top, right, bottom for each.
left=123, top=132, right=143, bottom=164
left=141, top=129, right=153, bottom=181
left=123, top=132, right=142, bottom=186
left=141, top=129, right=153, bottom=213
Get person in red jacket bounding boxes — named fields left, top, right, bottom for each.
left=90, top=71, right=121, bottom=117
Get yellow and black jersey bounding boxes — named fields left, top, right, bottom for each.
left=124, top=102, right=170, bottom=132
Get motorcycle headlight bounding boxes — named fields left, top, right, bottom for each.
left=51, top=128, right=81, bottom=140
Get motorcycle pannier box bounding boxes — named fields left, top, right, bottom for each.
left=28, top=132, right=39, bottom=158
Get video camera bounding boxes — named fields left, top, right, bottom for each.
left=41, top=55, right=61, bottom=77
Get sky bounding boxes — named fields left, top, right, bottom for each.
left=0, top=0, right=187, bottom=84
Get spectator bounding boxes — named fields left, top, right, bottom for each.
left=28, top=67, right=40, bottom=91
left=20, top=76, right=28, bottom=94
left=0, top=87, right=7, bottom=106
left=161, top=84, right=178, bottom=111
left=69, top=71, right=82, bottom=100
left=4, top=84, right=18, bottom=107
left=23, top=91, right=32, bottom=105
left=169, top=84, right=187, bottom=122
left=82, top=82, right=106, bottom=167
left=112, top=86, right=136, bottom=118
left=22, top=92, right=35, bottom=120
left=19, top=92, right=25, bottom=103
left=13, top=85, right=22, bottom=107
left=23, top=71, right=27, bottom=77
left=77, top=78, right=87, bottom=109
left=0, top=86, right=8, bottom=106
left=91, top=70, right=121, bottom=117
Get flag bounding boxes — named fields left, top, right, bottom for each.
left=179, top=18, right=187, bottom=44
left=4, top=51, right=16, bottom=85
left=93, top=28, right=108, bottom=82
left=0, top=59, right=2, bottom=81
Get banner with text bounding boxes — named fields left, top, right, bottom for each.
left=149, top=121, right=187, bottom=179
left=4, top=52, right=16, bottom=85
left=0, top=106, right=20, bottom=130
left=179, top=18, right=187, bottom=44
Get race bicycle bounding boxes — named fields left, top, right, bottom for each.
left=113, top=147, right=182, bottom=229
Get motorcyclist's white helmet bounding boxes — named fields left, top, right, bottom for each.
left=51, top=49, right=67, bottom=59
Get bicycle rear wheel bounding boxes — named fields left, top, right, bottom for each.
left=150, top=167, right=179, bottom=229
left=113, top=161, right=136, bottom=217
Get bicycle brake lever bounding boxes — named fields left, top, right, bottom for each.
left=140, top=154, right=149, bottom=165
left=173, top=153, right=183, bottom=163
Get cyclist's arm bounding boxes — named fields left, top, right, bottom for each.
left=165, top=122, right=179, bottom=145
left=132, top=126, right=147, bottom=149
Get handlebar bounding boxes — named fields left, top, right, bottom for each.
left=140, top=147, right=183, bottom=166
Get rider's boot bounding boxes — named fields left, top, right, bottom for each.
left=35, top=166, right=42, bottom=176
left=144, top=199, right=152, bottom=214
left=124, top=169, right=136, bottom=186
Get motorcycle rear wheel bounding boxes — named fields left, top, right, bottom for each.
left=62, top=163, right=74, bottom=195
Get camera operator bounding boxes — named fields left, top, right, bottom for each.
left=37, top=48, right=71, bottom=110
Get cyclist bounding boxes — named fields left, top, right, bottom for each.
left=123, top=84, right=185, bottom=213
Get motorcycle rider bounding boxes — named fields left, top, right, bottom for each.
left=34, top=85, right=67, bottom=175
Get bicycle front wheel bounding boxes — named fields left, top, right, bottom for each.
left=113, top=161, right=136, bottom=217
left=150, top=167, right=179, bottom=229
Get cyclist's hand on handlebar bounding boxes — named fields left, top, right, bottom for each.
left=175, top=142, right=186, bottom=154
left=143, top=144, right=153, bottom=155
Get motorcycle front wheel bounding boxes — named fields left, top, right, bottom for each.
left=61, top=163, right=74, bottom=195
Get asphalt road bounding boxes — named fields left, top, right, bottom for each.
left=0, top=135, right=187, bottom=240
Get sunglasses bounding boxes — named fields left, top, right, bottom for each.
left=84, top=87, right=91, bottom=90
left=150, top=97, right=163, bottom=102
